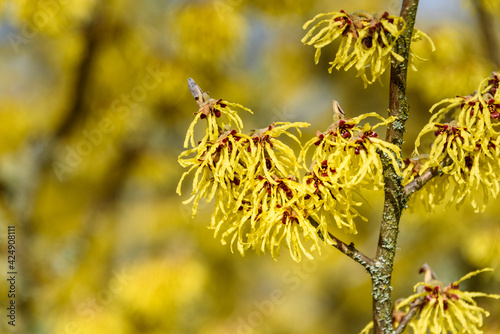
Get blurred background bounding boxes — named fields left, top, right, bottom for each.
left=0, top=0, right=499, bottom=333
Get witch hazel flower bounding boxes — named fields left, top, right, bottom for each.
left=301, top=10, right=434, bottom=86
left=301, top=110, right=401, bottom=191
left=211, top=174, right=321, bottom=263
left=184, top=78, right=252, bottom=149
left=180, top=79, right=322, bottom=262
left=394, top=266, right=500, bottom=334
left=208, top=135, right=323, bottom=262
left=405, top=72, right=500, bottom=212
left=429, top=72, right=500, bottom=140
left=177, top=127, right=255, bottom=216
left=300, top=101, right=402, bottom=234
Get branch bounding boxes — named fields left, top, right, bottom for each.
left=308, top=218, right=375, bottom=272
left=394, top=264, right=435, bottom=332
left=403, top=156, right=453, bottom=199
left=394, top=297, right=425, bottom=334
left=372, top=1, right=420, bottom=333
left=386, top=1, right=418, bottom=147
left=403, top=166, right=440, bottom=198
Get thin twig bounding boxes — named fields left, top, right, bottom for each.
left=394, top=264, right=436, bottom=332
left=403, top=156, right=453, bottom=199
left=308, top=218, right=375, bottom=272
left=394, top=297, right=425, bottom=334
left=403, top=166, right=440, bottom=199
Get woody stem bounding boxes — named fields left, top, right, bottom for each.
left=372, top=0, right=420, bottom=333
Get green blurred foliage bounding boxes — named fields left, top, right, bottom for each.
left=0, top=0, right=499, bottom=333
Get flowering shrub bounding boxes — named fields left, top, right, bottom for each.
left=178, top=3, right=499, bottom=332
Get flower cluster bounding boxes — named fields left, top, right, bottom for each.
left=179, top=82, right=403, bottom=262
left=404, top=72, right=500, bottom=212
left=207, top=123, right=321, bottom=263
left=178, top=96, right=253, bottom=215
left=301, top=109, right=401, bottom=233
left=301, top=10, right=434, bottom=86
left=183, top=95, right=250, bottom=149
left=179, top=82, right=326, bottom=261
left=394, top=268, right=500, bottom=333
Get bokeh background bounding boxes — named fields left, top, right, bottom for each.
left=0, top=0, right=499, bottom=333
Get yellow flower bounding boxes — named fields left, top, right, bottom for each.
left=178, top=128, right=253, bottom=216
left=206, top=122, right=324, bottom=262
left=302, top=10, right=434, bottom=86
left=211, top=175, right=321, bottom=262
left=209, top=167, right=322, bottom=263
left=301, top=111, right=401, bottom=233
left=302, top=112, right=401, bottom=189
left=406, top=72, right=500, bottom=212
left=395, top=268, right=500, bottom=334
left=302, top=173, right=365, bottom=234
left=179, top=96, right=320, bottom=262
left=247, top=122, right=309, bottom=182
left=183, top=97, right=252, bottom=149
left=433, top=73, right=500, bottom=138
